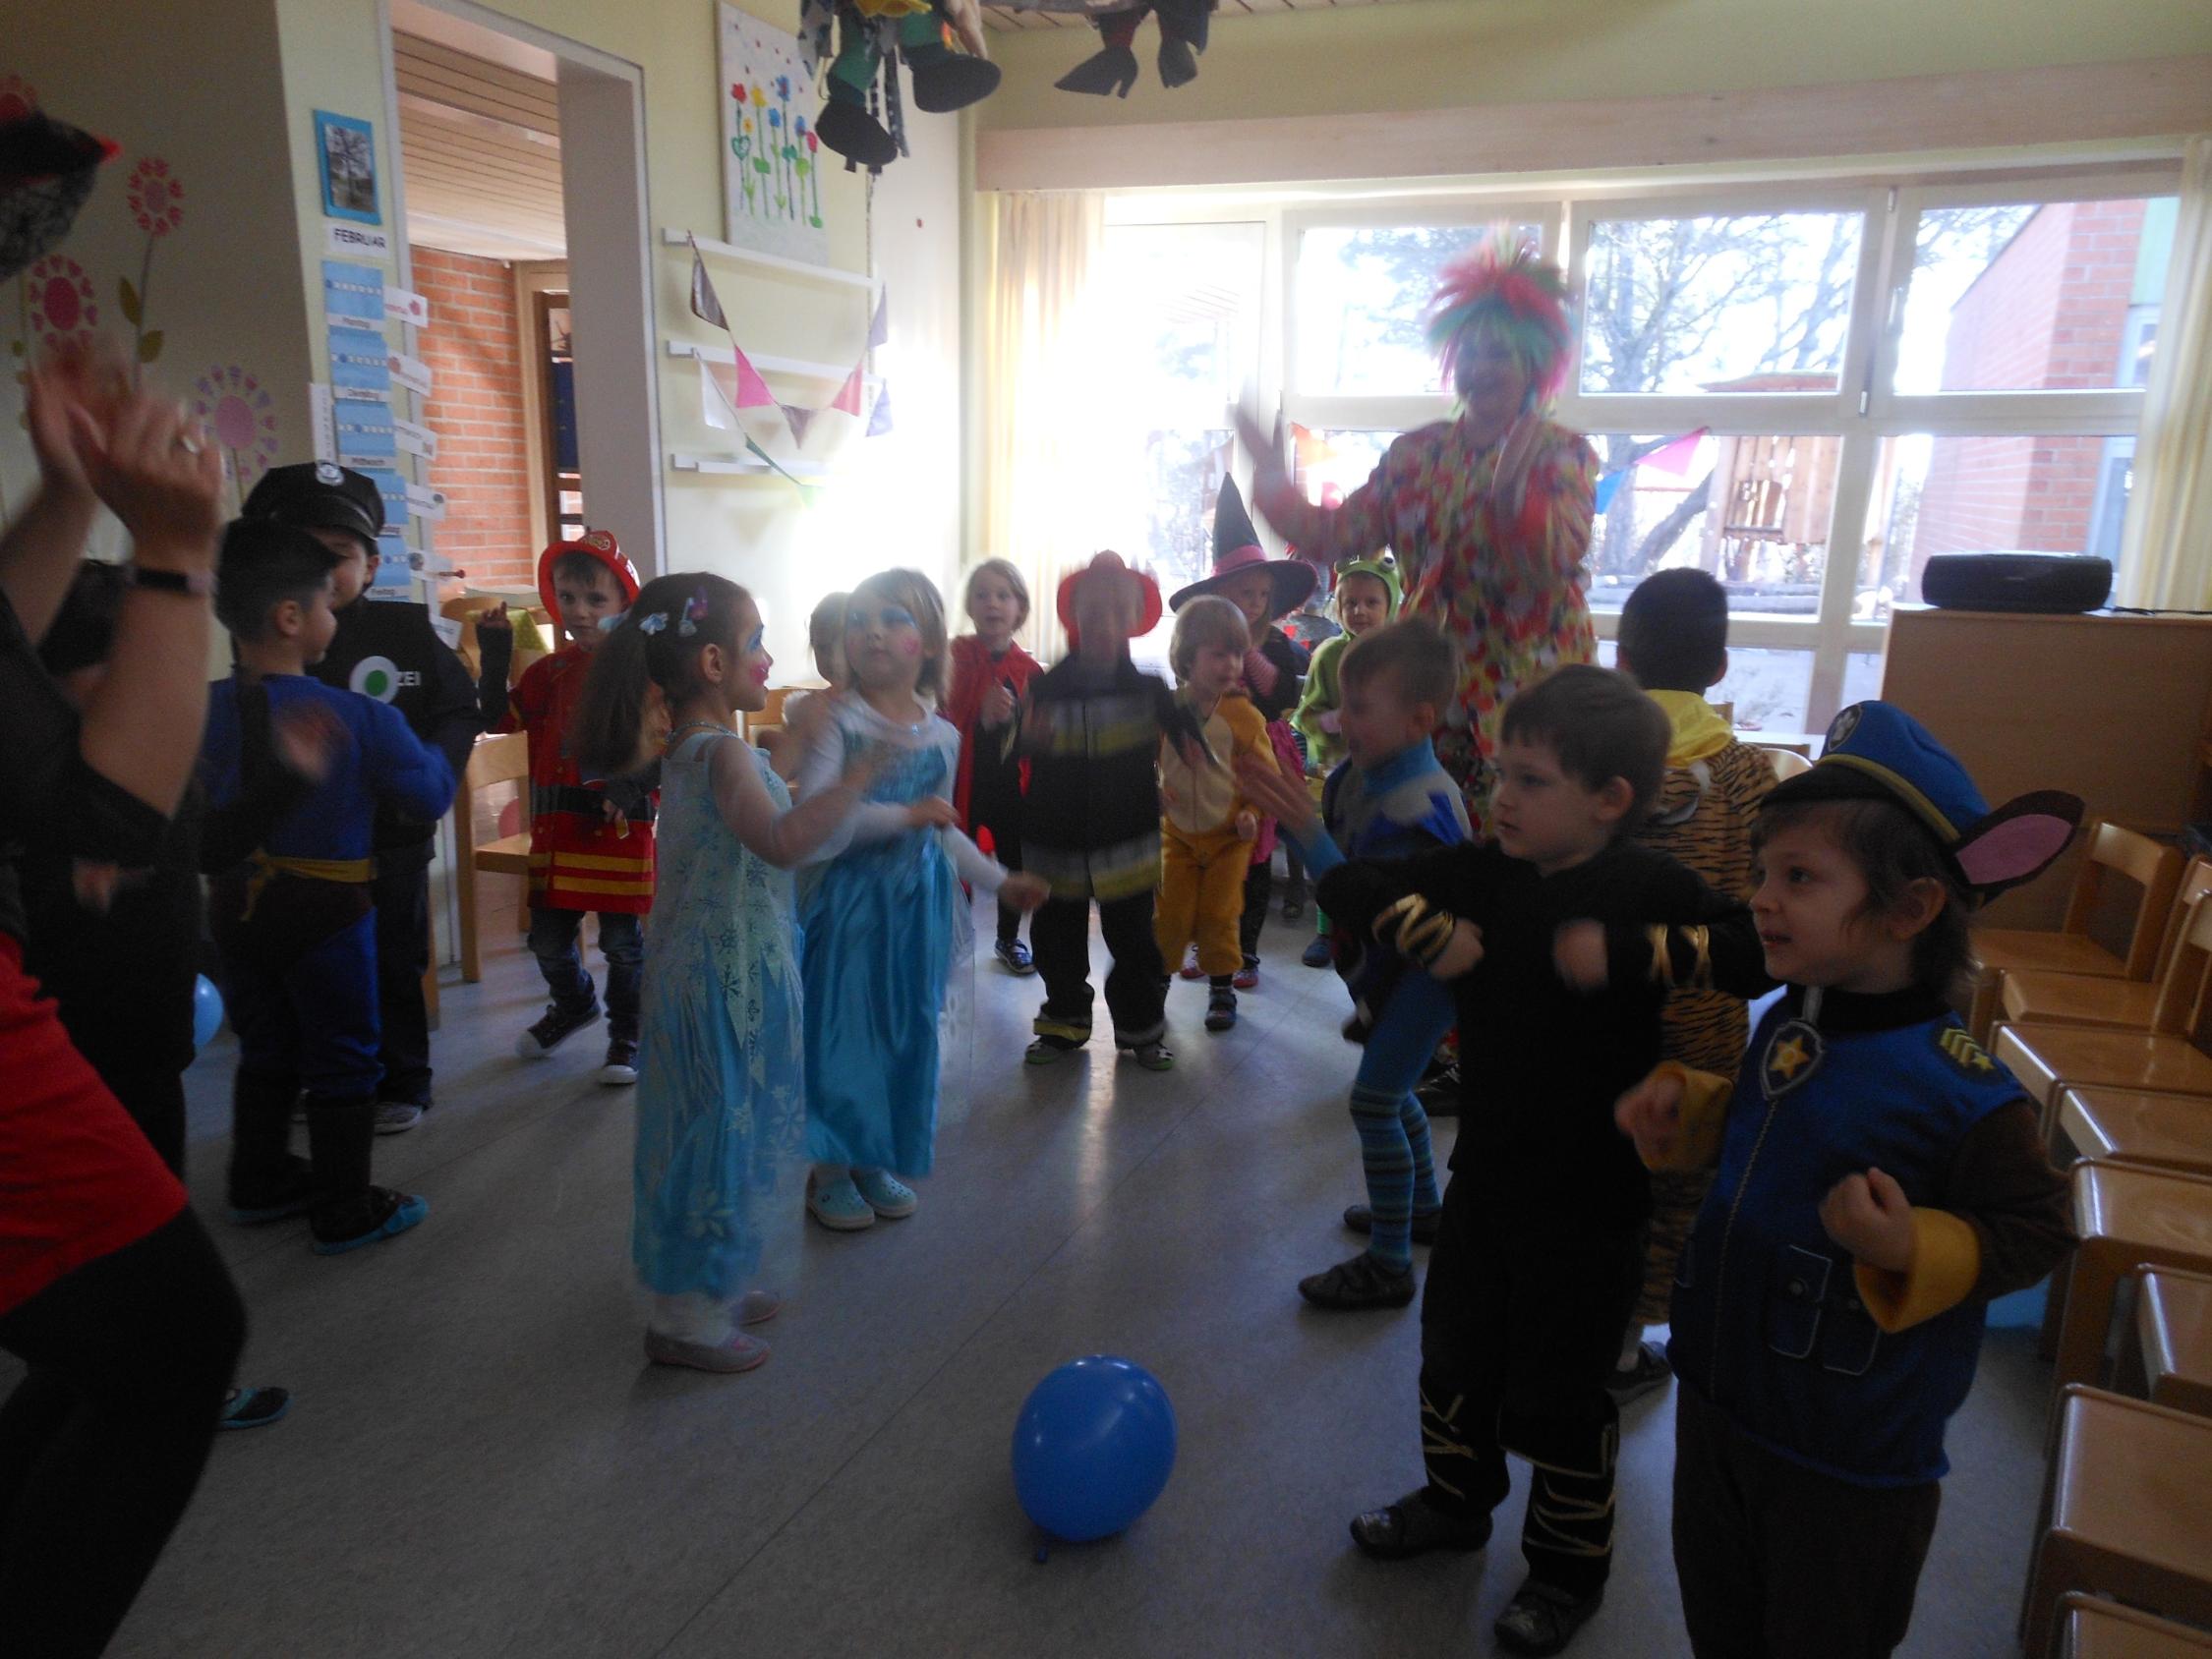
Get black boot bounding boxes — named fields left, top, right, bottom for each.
left=1157, top=34, right=1198, bottom=88
left=814, top=96, right=897, bottom=170
left=1153, top=0, right=1211, bottom=52
left=228, top=1069, right=311, bottom=1224
left=1058, top=16, right=1140, bottom=97
left=901, top=16, right=1002, bottom=115
left=305, top=1094, right=428, bottom=1254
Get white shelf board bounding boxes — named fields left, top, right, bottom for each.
left=669, top=450, right=832, bottom=480
left=665, top=228, right=874, bottom=293
left=665, top=338, right=860, bottom=382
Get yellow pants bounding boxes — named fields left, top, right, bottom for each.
left=1156, top=821, right=1250, bottom=978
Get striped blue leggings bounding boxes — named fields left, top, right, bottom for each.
left=1349, top=972, right=1455, bottom=1270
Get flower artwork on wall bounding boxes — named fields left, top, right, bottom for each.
left=194, top=364, right=279, bottom=498
left=120, top=155, right=184, bottom=372
left=26, top=256, right=98, bottom=349
left=719, top=4, right=830, bottom=265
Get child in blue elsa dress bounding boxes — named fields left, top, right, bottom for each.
left=793, top=568, right=1048, bottom=1230
left=573, top=573, right=876, bottom=1373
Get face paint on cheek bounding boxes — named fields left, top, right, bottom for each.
left=899, top=637, right=922, bottom=658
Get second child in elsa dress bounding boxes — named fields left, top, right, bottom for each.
left=794, top=568, right=1049, bottom=1231
left=572, top=574, right=880, bottom=1374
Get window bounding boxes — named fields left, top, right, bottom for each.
left=1099, top=160, right=2175, bottom=730
left=1094, top=219, right=1264, bottom=674
left=1890, top=197, right=2178, bottom=395
left=1583, top=431, right=1840, bottom=620
left=1295, top=222, right=1544, bottom=395
left=1581, top=209, right=1864, bottom=395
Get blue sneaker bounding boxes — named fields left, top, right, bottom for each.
left=806, top=1171, right=875, bottom=1231
left=217, top=1386, right=292, bottom=1430
left=853, top=1167, right=917, bottom=1219
left=311, top=1189, right=428, bottom=1256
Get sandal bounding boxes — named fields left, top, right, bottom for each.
left=1299, top=1252, right=1416, bottom=1310
left=1343, top=1203, right=1443, bottom=1245
left=1493, top=1579, right=1603, bottom=1656
left=1348, top=1488, right=1491, bottom=1560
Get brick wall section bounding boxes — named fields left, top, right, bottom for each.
left=413, top=248, right=536, bottom=592
left=1912, top=200, right=2143, bottom=571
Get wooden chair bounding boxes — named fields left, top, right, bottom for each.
left=1970, top=822, right=2183, bottom=1042
left=2058, top=1589, right=2212, bottom=1655
left=452, top=732, right=533, bottom=984
left=2049, top=1163, right=2212, bottom=1392
left=2113, top=1268, right=2212, bottom=1419
left=1992, top=894, right=2212, bottom=1128
left=2020, top=1386, right=2212, bottom=1659
left=2003, top=858, right=2212, bottom=1034
left=2053, top=1089, right=2212, bottom=1181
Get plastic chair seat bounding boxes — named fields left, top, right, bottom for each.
left=2059, top=1590, right=2212, bottom=1655
left=473, top=831, right=534, bottom=877
left=2057, top=1090, right=2212, bottom=1179
left=2051, top=1164, right=2212, bottom=1391
left=1994, top=1022, right=2212, bottom=1116
left=2021, top=1386, right=2212, bottom=1659
left=1980, top=931, right=2131, bottom=981
left=2005, top=971, right=2166, bottom=1032
left=2138, top=1270, right=2212, bottom=1418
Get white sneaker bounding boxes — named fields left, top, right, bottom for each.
left=373, top=1101, right=425, bottom=1135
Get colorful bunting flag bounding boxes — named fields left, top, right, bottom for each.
left=866, top=381, right=893, bottom=437
left=1638, top=428, right=1709, bottom=477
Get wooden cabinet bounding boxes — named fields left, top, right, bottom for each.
left=1880, top=607, right=2212, bottom=930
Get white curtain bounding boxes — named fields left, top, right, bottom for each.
left=977, top=191, right=1106, bottom=662
left=2119, top=136, right=2212, bottom=610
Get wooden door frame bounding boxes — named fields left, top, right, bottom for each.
left=513, top=258, right=568, bottom=555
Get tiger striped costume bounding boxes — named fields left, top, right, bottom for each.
left=1631, top=694, right=1778, bottom=1325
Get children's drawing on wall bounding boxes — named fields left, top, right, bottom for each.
left=719, top=3, right=830, bottom=266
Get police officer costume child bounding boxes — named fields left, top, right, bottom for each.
left=243, top=464, right=483, bottom=1133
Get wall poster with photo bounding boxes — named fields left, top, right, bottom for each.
left=314, top=111, right=380, bottom=225
left=718, top=3, right=830, bottom=266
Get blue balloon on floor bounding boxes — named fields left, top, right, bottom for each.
left=192, top=974, right=224, bottom=1051
left=1012, top=1354, right=1177, bottom=1543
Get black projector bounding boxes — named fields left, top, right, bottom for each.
left=1920, top=552, right=2113, bottom=614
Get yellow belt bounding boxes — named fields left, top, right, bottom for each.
left=241, top=852, right=376, bottom=919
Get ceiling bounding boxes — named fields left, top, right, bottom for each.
left=391, top=0, right=565, bottom=262
left=982, top=0, right=1422, bottom=29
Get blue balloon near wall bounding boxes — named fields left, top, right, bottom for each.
left=1011, top=1355, right=1177, bottom=1543
left=193, top=974, right=225, bottom=1052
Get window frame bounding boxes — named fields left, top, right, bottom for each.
left=1100, top=156, right=2181, bottom=732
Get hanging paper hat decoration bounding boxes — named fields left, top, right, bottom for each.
left=1169, top=476, right=1317, bottom=614
left=1426, top=235, right=1576, bottom=409
left=1765, top=701, right=2082, bottom=903
left=0, top=104, right=118, bottom=284
left=1043, top=0, right=1216, bottom=97
left=802, top=0, right=1000, bottom=173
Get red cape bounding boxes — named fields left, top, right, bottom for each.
left=947, top=633, right=1042, bottom=830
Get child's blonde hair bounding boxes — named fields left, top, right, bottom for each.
left=962, top=557, right=1030, bottom=629
left=808, top=592, right=848, bottom=684
left=847, top=567, right=950, bottom=702
left=1170, top=594, right=1251, bottom=682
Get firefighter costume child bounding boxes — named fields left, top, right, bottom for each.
left=478, top=531, right=655, bottom=1082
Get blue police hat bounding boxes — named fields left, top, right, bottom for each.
left=1768, top=701, right=2082, bottom=901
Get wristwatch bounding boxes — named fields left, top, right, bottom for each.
left=127, top=563, right=218, bottom=598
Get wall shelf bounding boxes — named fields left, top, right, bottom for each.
left=669, top=450, right=831, bottom=480
left=664, top=228, right=875, bottom=294
left=664, top=338, right=865, bottom=383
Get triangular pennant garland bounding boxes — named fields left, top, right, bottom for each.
left=781, top=402, right=818, bottom=447
left=866, top=381, right=893, bottom=437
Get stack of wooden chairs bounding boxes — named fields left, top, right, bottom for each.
left=1971, top=823, right=2212, bottom=1654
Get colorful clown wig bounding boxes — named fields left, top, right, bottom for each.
left=1426, top=236, right=1576, bottom=409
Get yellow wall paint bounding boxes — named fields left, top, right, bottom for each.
left=978, top=0, right=2212, bottom=134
